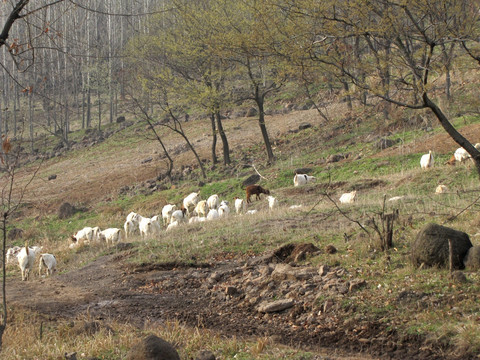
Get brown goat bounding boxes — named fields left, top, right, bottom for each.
left=245, top=184, right=270, bottom=203
left=445, top=154, right=456, bottom=166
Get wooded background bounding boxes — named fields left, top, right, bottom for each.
left=1, top=1, right=479, bottom=166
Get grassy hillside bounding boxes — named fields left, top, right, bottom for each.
left=3, top=97, right=480, bottom=359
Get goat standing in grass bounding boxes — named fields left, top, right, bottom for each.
left=245, top=185, right=270, bottom=203
left=294, top=173, right=315, bottom=187
left=18, top=243, right=36, bottom=281
left=420, top=150, right=434, bottom=169
left=39, top=253, right=57, bottom=276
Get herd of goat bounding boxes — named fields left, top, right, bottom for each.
left=6, top=142, right=477, bottom=281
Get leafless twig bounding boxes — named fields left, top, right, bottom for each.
left=251, top=163, right=269, bottom=181
left=443, top=192, right=480, bottom=224
left=324, top=192, right=370, bottom=235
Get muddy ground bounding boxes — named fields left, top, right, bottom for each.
left=6, top=243, right=471, bottom=360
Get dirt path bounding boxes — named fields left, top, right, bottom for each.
left=7, top=246, right=451, bottom=360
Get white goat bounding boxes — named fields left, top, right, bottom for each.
left=124, top=220, right=139, bottom=239
left=453, top=143, right=480, bottom=164
left=91, top=226, right=103, bottom=242
left=454, top=147, right=470, bottom=163
left=289, top=204, right=303, bottom=210
left=161, top=204, right=176, bottom=226
left=124, top=212, right=142, bottom=238
left=194, top=200, right=208, bottom=218
left=246, top=210, right=258, bottom=215
left=294, top=173, right=316, bottom=187
left=189, top=216, right=206, bottom=224
left=387, top=196, right=405, bottom=202
left=183, top=192, right=200, bottom=215
left=126, top=211, right=141, bottom=223
left=139, top=217, right=161, bottom=239
left=166, top=221, right=179, bottom=231
left=234, top=197, right=246, bottom=214
left=218, top=203, right=230, bottom=217
left=71, top=226, right=94, bottom=243
left=266, top=195, right=278, bottom=210
left=435, top=184, right=448, bottom=194
left=420, top=150, right=434, bottom=169
left=207, top=209, right=220, bottom=220
left=170, top=209, right=188, bottom=224
left=207, top=194, right=219, bottom=210
left=339, top=190, right=357, bottom=204
left=39, top=253, right=57, bottom=276
left=6, top=246, right=21, bottom=265
left=100, top=228, right=124, bottom=245
left=18, top=244, right=37, bottom=281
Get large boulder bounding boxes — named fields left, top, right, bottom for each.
left=125, top=335, right=180, bottom=360
left=411, top=223, right=472, bottom=269
left=58, top=202, right=76, bottom=219
left=464, top=246, right=480, bottom=270
left=242, top=174, right=260, bottom=187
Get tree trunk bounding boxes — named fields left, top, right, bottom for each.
left=0, top=98, right=3, bottom=141
left=215, top=111, right=230, bottom=166
left=1, top=216, right=8, bottom=351
left=255, top=95, right=274, bottom=163
left=210, top=113, right=218, bottom=164
left=28, top=93, right=34, bottom=152
left=423, top=94, right=480, bottom=176
left=342, top=80, right=352, bottom=110
left=13, top=90, right=18, bottom=137
left=86, top=87, right=92, bottom=128
left=97, top=87, right=102, bottom=131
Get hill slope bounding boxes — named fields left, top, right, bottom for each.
left=4, top=105, right=480, bottom=360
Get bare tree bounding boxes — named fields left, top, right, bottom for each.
left=0, top=135, right=42, bottom=349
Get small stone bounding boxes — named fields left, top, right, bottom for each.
left=257, top=299, right=294, bottom=313
left=451, top=271, right=467, bottom=283
left=325, top=245, right=337, bottom=254
left=349, top=279, right=367, bottom=292
left=225, top=286, right=237, bottom=296
left=195, top=350, right=216, bottom=360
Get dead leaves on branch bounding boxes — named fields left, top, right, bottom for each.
left=1, top=135, right=11, bottom=165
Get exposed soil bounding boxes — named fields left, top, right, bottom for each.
left=6, top=247, right=452, bottom=360
left=6, top=110, right=480, bottom=359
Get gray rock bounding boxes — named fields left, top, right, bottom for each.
left=271, top=263, right=316, bottom=281
left=242, top=174, right=260, bottom=187
left=257, top=299, right=294, bottom=313
left=195, top=350, right=216, bottom=360
left=325, top=244, right=337, bottom=254
left=376, top=138, right=397, bottom=150
left=451, top=271, right=467, bottom=283
left=323, top=299, right=335, bottom=313
left=64, top=352, right=77, bottom=360
left=58, top=202, right=76, bottom=220
left=349, top=279, right=367, bottom=292
left=246, top=107, right=258, bottom=117
left=125, top=335, right=180, bottom=360
left=326, top=153, right=345, bottom=163
left=225, top=286, right=238, bottom=296
left=298, top=123, right=312, bottom=130
left=318, top=265, right=330, bottom=276
left=464, top=246, right=480, bottom=270
left=411, top=223, right=472, bottom=269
